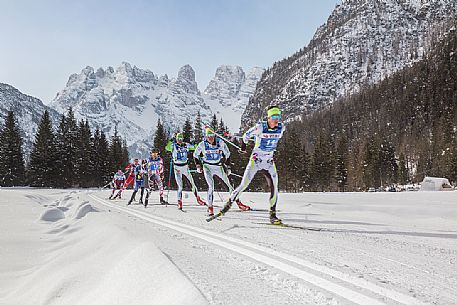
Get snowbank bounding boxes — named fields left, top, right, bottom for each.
left=0, top=189, right=208, bottom=305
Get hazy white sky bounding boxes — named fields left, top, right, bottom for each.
left=0, top=0, right=339, bottom=103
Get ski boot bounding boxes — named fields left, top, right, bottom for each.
left=269, top=210, right=282, bottom=225
left=144, top=199, right=148, bottom=208
left=196, top=195, right=206, bottom=206
left=236, top=200, right=251, bottom=211
left=108, top=194, right=113, bottom=200
left=160, top=197, right=168, bottom=205
left=127, top=200, right=132, bottom=206
left=177, top=200, right=183, bottom=210
left=208, top=206, right=214, bottom=217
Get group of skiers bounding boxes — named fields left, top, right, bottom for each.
left=108, top=105, right=285, bottom=224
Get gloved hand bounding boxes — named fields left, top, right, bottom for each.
left=196, top=164, right=202, bottom=174
left=239, top=141, right=247, bottom=154
left=225, top=165, right=231, bottom=176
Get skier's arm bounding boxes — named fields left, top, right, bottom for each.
left=165, top=140, right=173, bottom=152
left=242, top=124, right=261, bottom=144
left=220, top=141, right=231, bottom=160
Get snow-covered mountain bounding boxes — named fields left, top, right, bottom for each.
left=203, top=66, right=264, bottom=132
left=242, top=0, right=457, bottom=127
left=50, top=63, right=262, bottom=155
left=0, top=83, right=60, bottom=157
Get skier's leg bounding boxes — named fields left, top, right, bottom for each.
left=203, top=165, right=215, bottom=208
left=218, top=167, right=250, bottom=211
left=128, top=181, right=138, bottom=205
left=174, top=167, right=184, bottom=209
left=144, top=187, right=150, bottom=207
left=183, top=168, right=205, bottom=205
left=222, top=159, right=258, bottom=214
left=262, top=162, right=280, bottom=223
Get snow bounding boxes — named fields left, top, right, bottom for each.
left=1, top=188, right=456, bottom=304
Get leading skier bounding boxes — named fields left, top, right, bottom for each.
left=212, top=105, right=285, bottom=224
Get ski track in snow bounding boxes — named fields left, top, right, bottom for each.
left=88, top=191, right=456, bottom=305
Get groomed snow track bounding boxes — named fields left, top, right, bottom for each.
left=89, top=194, right=429, bottom=305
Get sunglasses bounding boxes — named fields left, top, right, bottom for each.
left=271, top=114, right=281, bottom=119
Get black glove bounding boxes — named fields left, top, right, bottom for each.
left=239, top=141, right=247, bottom=153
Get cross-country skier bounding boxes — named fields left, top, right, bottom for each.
left=194, top=127, right=251, bottom=216
left=144, top=148, right=167, bottom=207
left=109, top=169, right=125, bottom=200
left=215, top=105, right=285, bottom=224
left=165, top=132, right=206, bottom=210
left=127, top=158, right=147, bottom=205
left=112, top=158, right=138, bottom=200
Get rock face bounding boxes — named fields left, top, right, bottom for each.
left=50, top=62, right=212, bottom=156
left=50, top=63, right=263, bottom=155
left=242, top=0, right=457, bottom=128
left=203, top=66, right=264, bottom=132
left=0, top=83, right=60, bottom=157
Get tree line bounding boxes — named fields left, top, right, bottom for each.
left=0, top=108, right=129, bottom=188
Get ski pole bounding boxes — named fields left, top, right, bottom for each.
left=166, top=158, right=173, bottom=201
left=229, top=173, right=243, bottom=179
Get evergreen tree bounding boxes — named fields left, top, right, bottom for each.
left=286, top=128, right=302, bottom=192
left=335, top=136, right=349, bottom=192
left=29, top=110, right=57, bottom=187
left=92, top=128, right=111, bottom=187
left=122, top=140, right=130, bottom=168
left=109, top=126, right=124, bottom=173
left=75, top=120, right=93, bottom=187
left=55, top=108, right=78, bottom=188
left=194, top=111, right=203, bottom=144
left=312, top=131, right=334, bottom=191
left=299, top=143, right=312, bottom=191
left=210, top=114, right=218, bottom=131
left=182, top=117, right=193, bottom=143
left=0, top=111, right=25, bottom=186
left=153, top=119, right=170, bottom=185
left=398, top=152, right=408, bottom=185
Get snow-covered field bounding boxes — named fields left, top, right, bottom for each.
left=1, top=188, right=456, bottom=305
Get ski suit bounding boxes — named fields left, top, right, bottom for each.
left=145, top=156, right=164, bottom=200
left=128, top=163, right=146, bottom=204
left=111, top=172, right=125, bottom=196
left=193, top=138, right=231, bottom=208
left=229, top=121, right=285, bottom=211
left=166, top=140, right=202, bottom=203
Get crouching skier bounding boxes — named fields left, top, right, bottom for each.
left=112, top=158, right=138, bottom=200
left=194, top=127, right=251, bottom=216
left=209, top=105, right=285, bottom=224
left=127, top=159, right=147, bottom=205
left=144, top=148, right=167, bottom=207
left=165, top=132, right=206, bottom=210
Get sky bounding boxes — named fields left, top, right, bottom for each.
left=0, top=0, right=340, bottom=103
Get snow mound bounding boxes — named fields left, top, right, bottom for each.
left=74, top=202, right=97, bottom=219
left=39, top=208, right=65, bottom=222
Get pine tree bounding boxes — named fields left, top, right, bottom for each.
left=335, top=136, right=349, bottom=192
left=75, top=120, right=93, bottom=187
left=55, top=108, right=78, bottom=188
left=92, top=128, right=111, bottom=187
left=398, top=152, right=408, bottom=185
left=194, top=111, right=203, bottom=144
left=210, top=114, right=218, bottom=131
left=298, top=143, right=311, bottom=191
left=312, top=131, right=334, bottom=191
left=29, top=110, right=57, bottom=187
left=153, top=119, right=170, bottom=185
left=182, top=117, right=193, bottom=143
left=0, top=111, right=25, bottom=186
left=109, top=126, right=124, bottom=173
